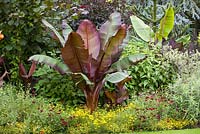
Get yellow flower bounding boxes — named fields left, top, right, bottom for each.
left=106, top=0, right=113, bottom=3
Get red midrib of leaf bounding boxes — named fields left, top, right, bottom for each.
left=96, top=25, right=127, bottom=80
left=61, top=32, right=89, bottom=74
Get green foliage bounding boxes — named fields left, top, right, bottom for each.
left=164, top=49, right=200, bottom=76
left=164, top=49, right=200, bottom=122
left=168, top=72, right=200, bottom=122
left=33, top=64, right=85, bottom=106
left=130, top=0, right=200, bottom=37
left=0, top=84, right=70, bottom=133
left=123, top=40, right=177, bottom=93
left=130, top=92, right=188, bottom=131
left=130, top=15, right=154, bottom=42
left=0, top=0, right=57, bottom=81
left=130, top=5, right=175, bottom=43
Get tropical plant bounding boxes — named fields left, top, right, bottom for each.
left=129, top=0, right=200, bottom=38
left=29, top=12, right=146, bottom=112
left=122, top=39, right=177, bottom=94
left=130, top=4, right=174, bottom=45
left=19, top=62, right=37, bottom=90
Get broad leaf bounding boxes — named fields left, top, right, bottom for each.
left=120, top=29, right=130, bottom=50
left=97, top=25, right=127, bottom=77
left=28, top=61, right=36, bottom=77
left=105, top=72, right=131, bottom=104
left=157, top=6, right=174, bottom=40
left=62, top=19, right=72, bottom=41
left=29, top=55, right=70, bottom=75
left=19, top=63, right=27, bottom=76
left=42, top=19, right=65, bottom=47
left=61, top=32, right=89, bottom=74
left=130, top=15, right=154, bottom=42
left=105, top=72, right=129, bottom=83
left=77, top=20, right=100, bottom=60
left=115, top=76, right=131, bottom=103
left=19, top=62, right=36, bottom=85
left=107, top=54, right=146, bottom=73
left=99, top=12, right=122, bottom=50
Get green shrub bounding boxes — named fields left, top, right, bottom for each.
left=129, top=91, right=195, bottom=131
left=0, top=84, right=70, bottom=133
left=33, top=64, right=85, bottom=106
left=164, top=50, right=200, bottom=122
left=123, top=39, right=177, bottom=93
left=164, top=48, right=200, bottom=77
left=130, top=92, right=171, bottom=131
left=0, top=0, right=57, bottom=81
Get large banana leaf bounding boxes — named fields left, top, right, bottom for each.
left=107, top=54, right=146, bottom=73
left=42, top=19, right=65, bottom=47
left=130, top=15, right=154, bottom=42
left=156, top=6, right=174, bottom=40
left=99, top=12, right=122, bottom=50
left=105, top=72, right=129, bottom=83
left=28, top=55, right=70, bottom=75
left=77, top=20, right=100, bottom=60
left=97, top=25, right=127, bottom=77
left=61, top=32, right=90, bottom=74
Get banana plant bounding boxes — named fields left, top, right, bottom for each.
left=130, top=4, right=174, bottom=44
left=19, top=61, right=37, bottom=88
left=29, top=12, right=146, bottom=112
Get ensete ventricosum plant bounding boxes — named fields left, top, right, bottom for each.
left=29, top=12, right=146, bottom=112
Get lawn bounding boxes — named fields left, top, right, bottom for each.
left=136, top=128, right=200, bottom=134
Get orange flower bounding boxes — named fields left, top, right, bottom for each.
left=0, top=31, right=4, bottom=40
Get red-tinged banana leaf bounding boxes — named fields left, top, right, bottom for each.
left=105, top=90, right=117, bottom=104
left=111, top=29, right=130, bottom=64
left=115, top=76, right=131, bottom=104
left=111, top=24, right=127, bottom=63
left=119, top=28, right=130, bottom=51
left=28, top=55, right=70, bottom=75
left=27, top=61, right=36, bottom=77
left=77, top=20, right=100, bottom=60
left=104, top=73, right=131, bottom=104
left=97, top=25, right=127, bottom=78
left=42, top=19, right=65, bottom=47
left=61, top=32, right=90, bottom=74
left=99, top=12, right=122, bottom=50
left=107, top=54, right=147, bottom=73
left=19, top=62, right=27, bottom=77
left=19, top=62, right=35, bottom=85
